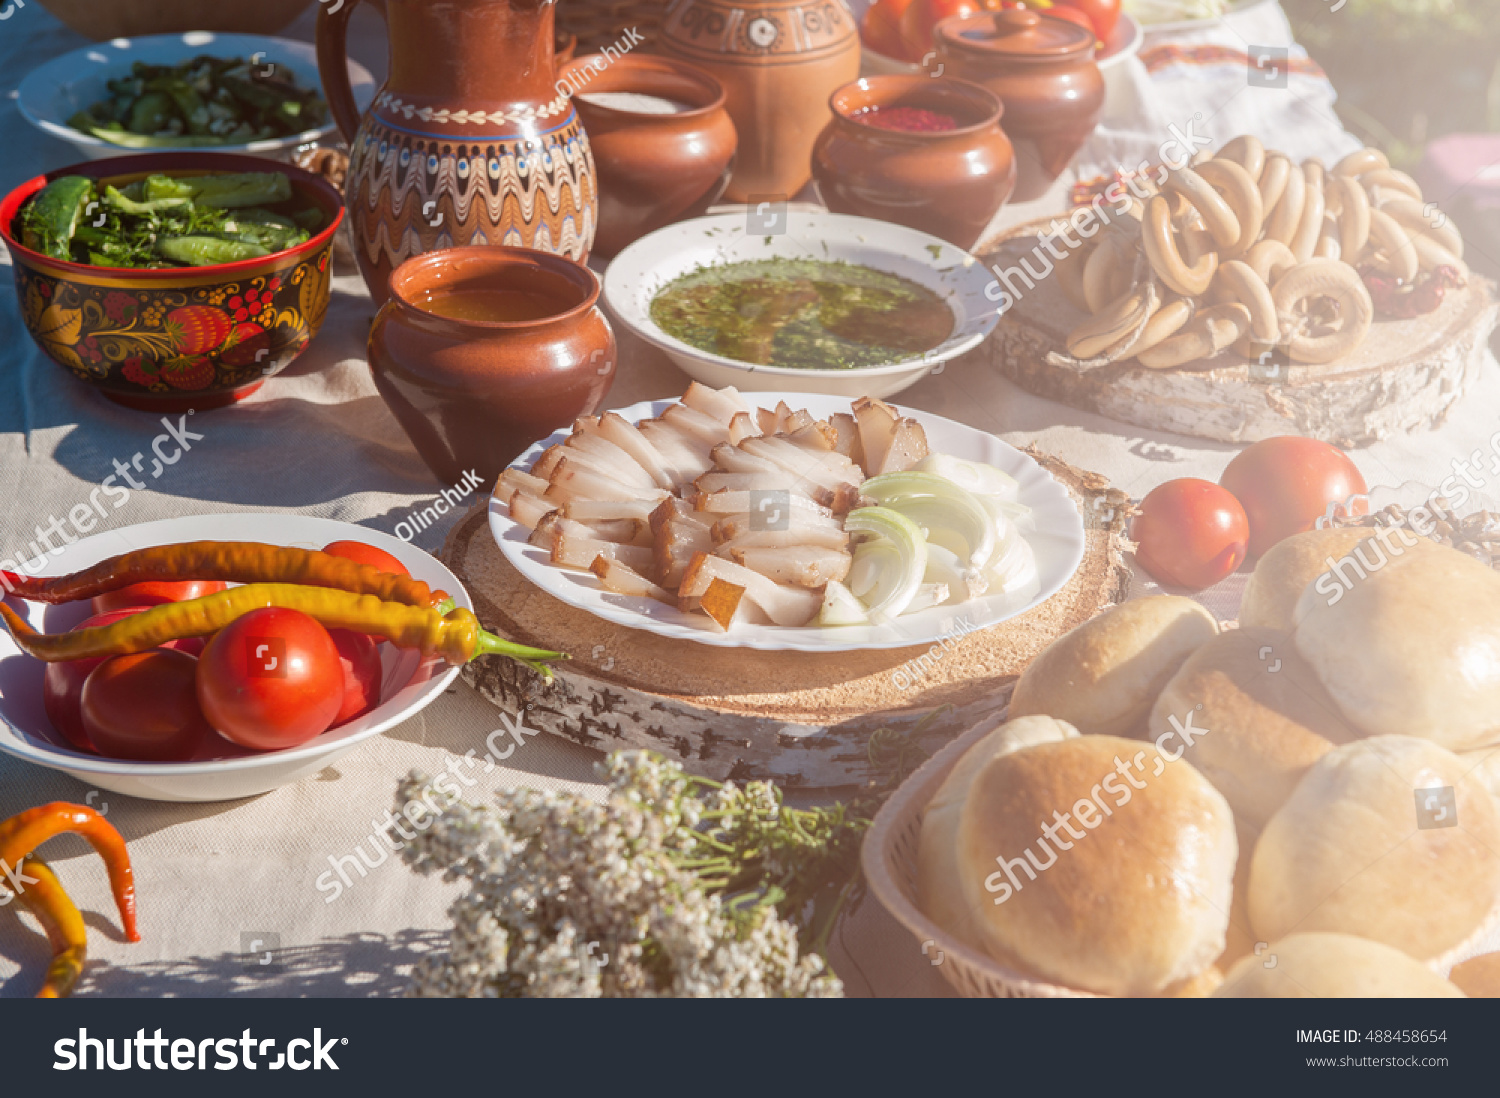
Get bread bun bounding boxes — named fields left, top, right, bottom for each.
left=1217, top=816, right=1261, bottom=971
left=1292, top=539, right=1500, bottom=750
left=1461, top=745, right=1500, bottom=804
left=1448, top=952, right=1500, bottom=997
left=1214, top=932, right=1465, bottom=997
left=1148, top=627, right=1357, bottom=827
left=918, top=715, right=1079, bottom=951
left=1250, top=736, right=1500, bottom=960
left=1239, top=528, right=1374, bottom=633
left=1009, top=596, right=1218, bottom=737
left=954, top=735, right=1236, bottom=995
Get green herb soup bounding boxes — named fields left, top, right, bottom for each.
left=648, top=259, right=954, bottom=370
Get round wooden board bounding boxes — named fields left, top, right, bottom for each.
left=441, top=447, right=1132, bottom=788
left=983, top=217, right=1500, bottom=447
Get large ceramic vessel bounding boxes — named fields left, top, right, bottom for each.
left=368, top=247, right=616, bottom=486
left=935, top=9, right=1104, bottom=203
left=318, top=0, right=596, bottom=304
left=659, top=0, right=860, bottom=203
left=812, top=75, right=1014, bottom=249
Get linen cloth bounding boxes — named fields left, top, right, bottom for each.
left=0, top=2, right=1495, bottom=999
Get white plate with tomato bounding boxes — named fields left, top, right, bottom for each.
left=0, top=514, right=467, bottom=803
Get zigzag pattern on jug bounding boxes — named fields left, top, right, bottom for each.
left=346, top=114, right=596, bottom=271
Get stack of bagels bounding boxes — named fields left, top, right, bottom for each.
left=1052, top=137, right=1467, bottom=372
left=918, top=531, right=1500, bottom=996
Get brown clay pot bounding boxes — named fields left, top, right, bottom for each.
left=368, top=247, right=616, bottom=486
left=811, top=75, right=1014, bottom=250
left=318, top=0, right=598, bottom=306
left=562, top=54, right=738, bottom=259
left=935, top=9, right=1104, bottom=203
left=658, top=0, right=861, bottom=203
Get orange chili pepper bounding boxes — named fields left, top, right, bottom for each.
left=0, top=584, right=564, bottom=675
left=0, top=541, right=448, bottom=608
left=0, top=803, right=138, bottom=945
left=12, top=856, right=88, bottom=998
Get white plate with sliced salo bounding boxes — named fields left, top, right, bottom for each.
left=489, top=390, right=1086, bottom=653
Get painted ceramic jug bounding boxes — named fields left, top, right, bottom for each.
left=659, top=0, right=860, bottom=203
left=317, top=0, right=597, bottom=304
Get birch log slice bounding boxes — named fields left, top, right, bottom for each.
left=442, top=448, right=1132, bottom=788
left=983, top=217, right=1500, bottom=447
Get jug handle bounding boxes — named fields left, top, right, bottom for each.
left=317, top=0, right=368, bottom=146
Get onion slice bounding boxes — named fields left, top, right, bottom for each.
left=844, top=506, right=928, bottom=620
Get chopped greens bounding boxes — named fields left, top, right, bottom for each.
left=67, top=55, right=329, bottom=148
left=17, top=172, right=320, bottom=268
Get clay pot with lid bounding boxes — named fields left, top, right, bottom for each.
left=811, top=75, right=1015, bottom=250
left=935, top=9, right=1104, bottom=202
left=563, top=53, right=738, bottom=258
left=368, top=247, right=615, bottom=486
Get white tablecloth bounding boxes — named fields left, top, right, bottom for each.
left=0, top=2, right=1495, bottom=999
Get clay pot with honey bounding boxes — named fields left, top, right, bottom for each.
left=369, top=247, right=615, bottom=486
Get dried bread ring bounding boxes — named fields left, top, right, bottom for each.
left=1271, top=258, right=1373, bottom=364
left=1375, top=195, right=1465, bottom=259
left=1258, top=154, right=1293, bottom=217
left=1289, top=162, right=1326, bottom=263
left=1213, top=259, right=1281, bottom=343
left=1244, top=239, right=1299, bottom=287
left=1409, top=233, right=1468, bottom=278
left=1066, top=279, right=1159, bottom=361
left=1083, top=234, right=1134, bottom=313
left=1367, top=207, right=1420, bottom=283
left=1194, top=158, right=1264, bottom=259
left=1137, top=303, right=1252, bottom=370
left=1056, top=239, right=1094, bottom=312
left=1164, top=166, right=1242, bottom=252
left=1329, top=175, right=1370, bottom=257
left=1264, top=157, right=1306, bottom=245
left=1362, top=168, right=1423, bottom=202
left=1143, top=194, right=1219, bottom=296
left=1129, top=298, right=1196, bottom=359
left=1315, top=214, right=1341, bottom=261
left=1216, top=136, right=1266, bottom=184
left=1333, top=147, right=1390, bottom=178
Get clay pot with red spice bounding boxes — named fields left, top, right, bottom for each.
left=935, top=9, right=1104, bottom=202
left=368, top=247, right=615, bottom=486
left=811, top=75, right=1014, bottom=249
left=563, top=53, right=738, bottom=258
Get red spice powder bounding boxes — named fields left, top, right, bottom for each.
left=850, top=105, right=958, bottom=133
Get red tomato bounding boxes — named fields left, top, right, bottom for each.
left=81, top=649, right=210, bottom=762
left=1044, top=5, right=1097, bottom=36
left=197, top=607, right=344, bottom=751
left=43, top=609, right=203, bottom=751
left=328, top=628, right=383, bottom=726
left=898, top=0, right=982, bottom=59
left=322, top=540, right=410, bottom=578
left=93, top=579, right=228, bottom=615
left=861, top=0, right=917, bottom=59
left=1219, top=437, right=1368, bottom=558
left=1132, top=479, right=1250, bottom=590
left=1056, top=0, right=1119, bottom=38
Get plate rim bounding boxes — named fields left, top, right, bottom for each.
left=601, top=211, right=1002, bottom=381
left=489, top=393, right=1087, bottom=653
left=16, top=32, right=375, bottom=154
left=0, top=512, right=464, bottom=778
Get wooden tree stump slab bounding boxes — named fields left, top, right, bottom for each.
left=984, top=218, right=1500, bottom=447
left=441, top=448, right=1131, bottom=788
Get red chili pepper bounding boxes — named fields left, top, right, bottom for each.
left=12, top=856, right=89, bottom=998
left=0, top=803, right=138, bottom=945
left=0, top=541, right=448, bottom=609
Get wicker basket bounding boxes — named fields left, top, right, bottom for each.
left=861, top=712, right=1098, bottom=998
left=557, top=0, right=667, bottom=54
left=863, top=713, right=1500, bottom=996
